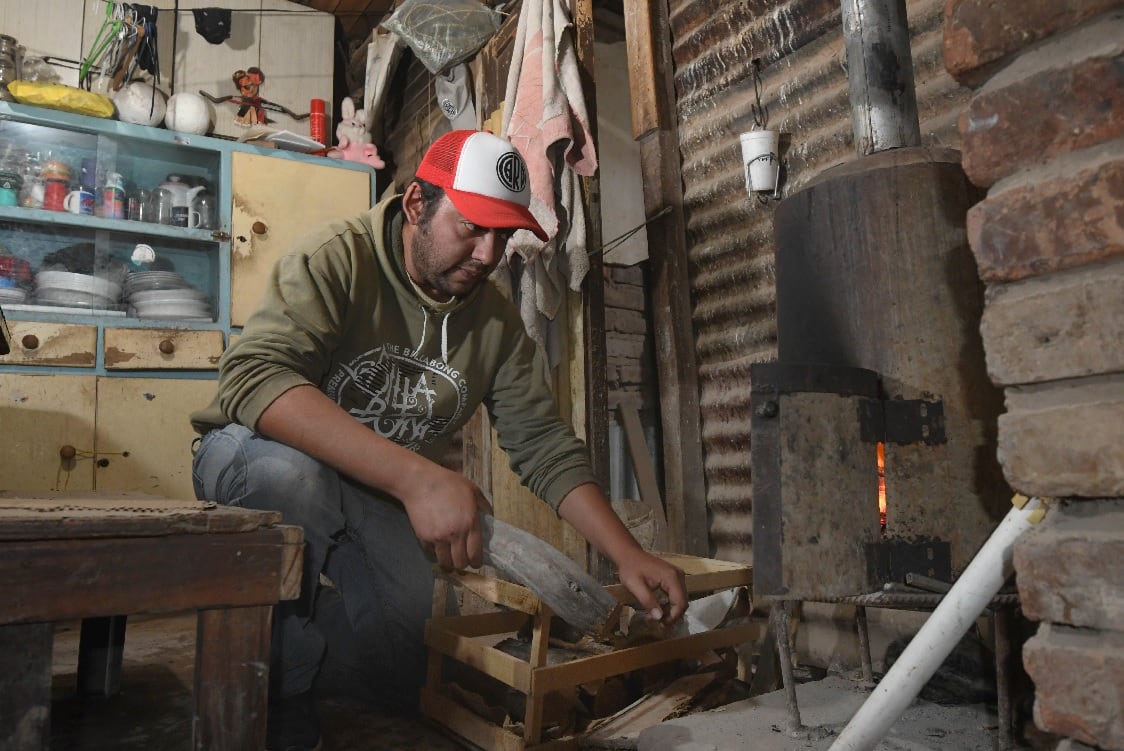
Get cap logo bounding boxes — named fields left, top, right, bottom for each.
left=495, top=152, right=528, bottom=194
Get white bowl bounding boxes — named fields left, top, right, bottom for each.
left=36, top=270, right=122, bottom=301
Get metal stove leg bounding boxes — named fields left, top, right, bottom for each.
left=772, top=602, right=803, bottom=731
left=994, top=607, right=1012, bottom=751
left=855, top=606, right=874, bottom=682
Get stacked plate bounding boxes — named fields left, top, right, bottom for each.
left=0, top=285, right=27, bottom=304
left=35, top=270, right=124, bottom=310
left=124, top=271, right=212, bottom=321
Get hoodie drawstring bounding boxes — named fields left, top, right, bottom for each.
left=440, top=311, right=450, bottom=364
left=413, top=305, right=452, bottom=364
left=413, top=306, right=429, bottom=358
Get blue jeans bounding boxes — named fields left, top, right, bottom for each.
left=191, top=424, right=436, bottom=711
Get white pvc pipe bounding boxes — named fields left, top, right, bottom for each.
left=829, top=496, right=1048, bottom=751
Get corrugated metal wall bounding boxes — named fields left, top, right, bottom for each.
left=667, top=0, right=971, bottom=561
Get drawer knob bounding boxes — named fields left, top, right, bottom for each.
left=21, top=334, right=39, bottom=350
left=252, top=221, right=268, bottom=235
left=159, top=339, right=176, bottom=355
left=59, top=445, right=77, bottom=461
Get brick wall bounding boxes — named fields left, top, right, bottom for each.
left=604, top=263, right=656, bottom=411
left=946, top=2, right=1124, bottom=748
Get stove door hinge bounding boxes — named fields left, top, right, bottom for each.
left=858, top=397, right=946, bottom=445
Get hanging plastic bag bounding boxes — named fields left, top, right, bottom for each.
left=381, top=0, right=501, bottom=75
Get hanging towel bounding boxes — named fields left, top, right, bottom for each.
left=501, top=0, right=596, bottom=363
left=363, top=31, right=406, bottom=145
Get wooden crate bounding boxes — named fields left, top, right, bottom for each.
left=421, top=554, right=754, bottom=750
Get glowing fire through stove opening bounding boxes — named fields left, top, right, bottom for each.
left=877, top=441, right=887, bottom=532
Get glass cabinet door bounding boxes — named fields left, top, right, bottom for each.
left=0, top=114, right=222, bottom=324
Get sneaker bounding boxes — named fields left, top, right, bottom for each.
left=266, top=690, right=323, bottom=751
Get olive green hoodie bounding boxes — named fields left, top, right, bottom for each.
left=190, top=194, right=597, bottom=511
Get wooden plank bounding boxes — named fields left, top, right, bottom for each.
left=584, top=670, right=721, bottom=747
left=193, top=606, right=272, bottom=751
left=0, top=622, right=52, bottom=751
left=0, top=529, right=303, bottom=624
left=534, top=622, right=759, bottom=693
left=573, top=0, right=612, bottom=586
left=421, top=688, right=529, bottom=751
left=616, top=403, right=669, bottom=551
left=639, top=123, right=708, bottom=555
left=428, top=610, right=530, bottom=639
left=0, top=492, right=282, bottom=539
left=425, top=622, right=532, bottom=692
left=524, top=613, right=553, bottom=744
left=444, top=570, right=546, bottom=615
left=622, top=0, right=663, bottom=138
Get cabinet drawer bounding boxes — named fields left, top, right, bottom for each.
left=104, top=328, right=225, bottom=370
left=3, top=321, right=97, bottom=367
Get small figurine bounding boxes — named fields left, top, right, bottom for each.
left=200, top=67, right=309, bottom=126
left=326, top=97, right=385, bottom=169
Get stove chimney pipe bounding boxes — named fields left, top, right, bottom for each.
left=840, top=0, right=921, bottom=155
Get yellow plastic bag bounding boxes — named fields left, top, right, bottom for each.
left=7, top=80, right=115, bottom=119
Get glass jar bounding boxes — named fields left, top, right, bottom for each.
left=0, top=35, right=20, bottom=102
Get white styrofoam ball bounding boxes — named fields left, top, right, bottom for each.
left=114, top=82, right=167, bottom=126
left=165, top=92, right=213, bottom=135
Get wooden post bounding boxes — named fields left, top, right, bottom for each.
left=623, top=0, right=709, bottom=555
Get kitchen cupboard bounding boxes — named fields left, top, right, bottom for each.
left=230, top=151, right=373, bottom=326
left=0, top=373, right=213, bottom=500
left=0, top=100, right=375, bottom=499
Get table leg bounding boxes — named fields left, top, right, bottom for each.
left=77, top=615, right=128, bottom=697
left=0, top=622, right=52, bottom=751
left=193, top=606, right=272, bottom=751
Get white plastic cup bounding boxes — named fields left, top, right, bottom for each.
left=739, top=130, right=780, bottom=193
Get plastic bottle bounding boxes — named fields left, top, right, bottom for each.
left=103, top=172, right=125, bottom=219
left=309, top=98, right=327, bottom=147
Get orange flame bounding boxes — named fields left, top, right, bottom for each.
left=877, top=442, right=887, bottom=531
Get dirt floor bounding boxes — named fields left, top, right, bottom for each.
left=48, top=611, right=467, bottom=751
left=47, top=611, right=1043, bottom=751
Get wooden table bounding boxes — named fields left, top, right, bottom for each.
left=0, top=492, right=303, bottom=751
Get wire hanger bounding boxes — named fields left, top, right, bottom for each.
left=80, top=0, right=126, bottom=89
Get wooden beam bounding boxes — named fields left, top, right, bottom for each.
left=573, top=0, right=612, bottom=583
left=623, top=0, right=663, bottom=138
left=616, top=403, right=669, bottom=551
left=624, top=1, right=709, bottom=556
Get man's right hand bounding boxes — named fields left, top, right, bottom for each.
left=399, top=468, right=493, bottom=571
left=257, top=385, right=493, bottom=572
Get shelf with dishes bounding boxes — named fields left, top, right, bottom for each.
left=0, top=219, right=221, bottom=325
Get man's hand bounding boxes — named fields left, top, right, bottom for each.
left=399, top=467, right=493, bottom=571
left=557, top=483, right=689, bottom=626
left=256, top=385, right=493, bottom=572
left=615, top=547, right=688, bottom=625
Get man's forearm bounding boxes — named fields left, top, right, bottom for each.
left=557, top=482, right=647, bottom=566
left=256, top=383, right=433, bottom=501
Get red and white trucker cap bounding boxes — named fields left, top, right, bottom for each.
left=416, top=130, right=548, bottom=241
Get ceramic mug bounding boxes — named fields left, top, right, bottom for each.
left=64, top=187, right=95, bottom=215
